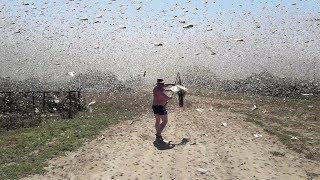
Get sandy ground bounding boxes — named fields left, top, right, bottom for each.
left=24, top=95, right=320, bottom=180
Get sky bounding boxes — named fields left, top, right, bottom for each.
left=0, top=0, right=319, bottom=82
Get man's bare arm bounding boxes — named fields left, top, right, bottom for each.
left=164, top=83, right=175, bottom=86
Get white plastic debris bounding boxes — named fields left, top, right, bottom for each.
left=139, top=71, right=146, bottom=77
left=196, top=108, right=204, bottom=112
left=302, top=93, right=313, bottom=96
left=154, top=43, right=163, bottom=46
left=119, top=25, right=126, bottom=29
left=96, top=15, right=103, bottom=18
left=136, top=6, right=141, bottom=10
left=35, top=108, right=39, bottom=113
left=87, top=101, right=96, bottom=113
left=80, top=17, right=89, bottom=21
left=291, top=136, right=298, bottom=140
left=251, top=104, right=258, bottom=111
left=222, top=122, right=227, bottom=127
left=197, top=168, right=208, bottom=174
left=88, top=101, right=96, bottom=106
left=67, top=71, right=76, bottom=77
left=234, top=38, right=244, bottom=42
left=53, top=107, right=57, bottom=111
left=129, top=121, right=134, bottom=125
left=253, top=133, right=262, bottom=138
left=97, top=135, right=105, bottom=141
left=183, top=24, right=193, bottom=28
left=202, top=133, right=208, bottom=136
left=54, top=99, right=59, bottom=104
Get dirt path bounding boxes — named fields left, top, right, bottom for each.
left=25, top=95, right=320, bottom=180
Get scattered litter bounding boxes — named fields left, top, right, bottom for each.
left=154, top=43, right=163, bottom=46
left=97, top=135, right=105, bottom=141
left=80, top=17, right=89, bottom=21
left=54, top=99, right=59, bottom=103
left=197, top=168, right=208, bottom=174
left=129, top=120, right=134, bottom=125
left=96, top=15, right=103, bottom=18
left=205, top=46, right=216, bottom=55
left=140, top=71, right=146, bottom=77
left=209, top=107, right=213, bottom=111
left=88, top=101, right=96, bottom=106
left=308, top=105, right=313, bottom=108
left=302, top=93, right=313, bottom=96
left=94, top=45, right=99, bottom=49
left=183, top=24, right=194, bottom=28
left=253, top=133, right=262, bottom=138
left=67, top=71, right=76, bottom=77
left=35, top=108, right=39, bottom=113
left=53, top=107, right=57, bottom=111
left=179, top=20, right=186, bottom=23
left=190, top=142, right=196, bottom=145
left=202, top=133, right=208, bottom=136
left=136, top=6, right=141, bottom=10
left=234, top=38, right=244, bottom=42
left=221, top=122, right=227, bottom=127
left=119, top=25, right=126, bottom=29
left=251, top=104, right=258, bottom=111
left=23, top=2, right=29, bottom=5
left=291, top=136, right=298, bottom=140
left=196, top=108, right=204, bottom=112
left=87, top=101, right=96, bottom=113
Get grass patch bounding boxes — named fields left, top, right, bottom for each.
left=0, top=91, right=150, bottom=180
left=0, top=112, right=121, bottom=179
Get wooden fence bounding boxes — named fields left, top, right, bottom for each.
left=0, top=91, right=82, bottom=116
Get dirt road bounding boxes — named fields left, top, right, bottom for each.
left=25, top=95, right=320, bottom=180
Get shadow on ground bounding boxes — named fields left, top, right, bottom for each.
left=153, top=138, right=190, bottom=150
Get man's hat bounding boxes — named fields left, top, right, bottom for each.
left=157, top=79, right=165, bottom=84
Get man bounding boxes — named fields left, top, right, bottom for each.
left=152, top=79, right=175, bottom=141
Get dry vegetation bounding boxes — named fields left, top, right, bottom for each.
left=191, top=89, right=320, bottom=162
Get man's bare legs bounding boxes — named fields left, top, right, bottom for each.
left=154, top=114, right=161, bottom=135
left=155, top=114, right=168, bottom=138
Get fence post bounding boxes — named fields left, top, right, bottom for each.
left=42, top=92, right=46, bottom=112
left=68, top=91, right=72, bottom=118
left=77, top=91, right=81, bottom=111
left=8, top=92, right=13, bottom=113
left=32, top=92, right=36, bottom=113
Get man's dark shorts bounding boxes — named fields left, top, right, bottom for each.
left=152, top=105, right=167, bottom=115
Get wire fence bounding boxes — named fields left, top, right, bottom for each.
left=0, top=91, right=82, bottom=116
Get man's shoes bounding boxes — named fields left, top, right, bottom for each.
left=155, top=134, right=163, bottom=141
